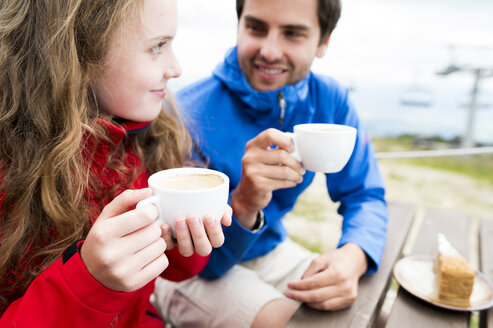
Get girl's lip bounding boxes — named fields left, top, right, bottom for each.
left=150, top=89, right=166, bottom=99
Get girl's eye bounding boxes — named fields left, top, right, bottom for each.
left=151, top=41, right=166, bottom=54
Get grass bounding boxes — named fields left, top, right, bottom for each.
left=290, top=196, right=329, bottom=222
left=289, top=235, right=324, bottom=254
left=373, top=135, right=493, bottom=187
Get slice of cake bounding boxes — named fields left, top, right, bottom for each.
left=435, top=233, right=475, bottom=307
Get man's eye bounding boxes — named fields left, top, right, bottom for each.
left=285, top=31, right=303, bottom=38
left=246, top=24, right=265, bottom=33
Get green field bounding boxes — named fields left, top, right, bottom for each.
left=372, top=135, right=493, bottom=187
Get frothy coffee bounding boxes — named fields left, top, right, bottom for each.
left=157, top=174, right=223, bottom=190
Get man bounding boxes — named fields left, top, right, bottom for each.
left=155, top=0, right=388, bottom=327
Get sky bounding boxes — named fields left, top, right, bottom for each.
left=170, top=0, right=493, bottom=144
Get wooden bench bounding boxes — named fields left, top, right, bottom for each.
left=287, top=202, right=416, bottom=328
left=385, top=207, right=472, bottom=327
left=480, top=219, right=493, bottom=328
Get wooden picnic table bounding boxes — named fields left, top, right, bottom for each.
left=287, top=202, right=415, bottom=327
left=480, top=219, right=493, bottom=328
left=287, top=202, right=493, bottom=328
left=385, top=207, right=472, bottom=328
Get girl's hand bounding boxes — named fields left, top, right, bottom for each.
left=160, top=205, right=233, bottom=257
left=80, top=188, right=168, bottom=292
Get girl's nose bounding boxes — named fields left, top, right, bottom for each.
left=163, top=52, right=182, bottom=79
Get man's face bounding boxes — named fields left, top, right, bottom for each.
left=237, top=0, right=330, bottom=92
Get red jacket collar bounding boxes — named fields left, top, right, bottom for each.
left=94, top=118, right=151, bottom=144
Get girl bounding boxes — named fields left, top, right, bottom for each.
left=0, top=0, right=230, bottom=326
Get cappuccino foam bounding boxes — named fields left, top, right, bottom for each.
left=157, top=174, right=223, bottom=190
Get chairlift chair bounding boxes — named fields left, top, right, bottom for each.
left=400, top=85, right=433, bottom=107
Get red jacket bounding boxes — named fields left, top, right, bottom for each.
left=0, top=120, right=209, bottom=327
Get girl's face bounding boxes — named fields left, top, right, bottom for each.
left=93, top=0, right=181, bottom=122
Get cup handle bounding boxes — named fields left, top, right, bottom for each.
left=136, top=195, right=164, bottom=225
left=286, top=132, right=301, bottom=162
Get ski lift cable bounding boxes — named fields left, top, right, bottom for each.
left=375, top=146, right=493, bottom=159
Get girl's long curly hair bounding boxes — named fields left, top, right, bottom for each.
left=0, top=0, right=192, bottom=312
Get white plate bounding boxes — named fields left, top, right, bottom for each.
left=393, top=255, right=493, bottom=311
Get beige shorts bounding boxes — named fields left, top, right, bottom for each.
left=153, top=239, right=318, bottom=328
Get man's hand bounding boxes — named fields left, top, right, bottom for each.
left=285, top=243, right=368, bottom=310
left=231, top=128, right=305, bottom=229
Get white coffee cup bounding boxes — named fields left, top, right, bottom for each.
left=287, top=123, right=357, bottom=173
left=136, top=167, right=229, bottom=236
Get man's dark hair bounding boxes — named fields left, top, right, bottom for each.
left=236, top=0, right=341, bottom=43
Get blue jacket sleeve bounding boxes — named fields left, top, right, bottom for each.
left=327, top=90, right=388, bottom=274
left=199, top=191, right=269, bottom=279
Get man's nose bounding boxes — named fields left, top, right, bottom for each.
left=259, top=32, right=283, bottom=63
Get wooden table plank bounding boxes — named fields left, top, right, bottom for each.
left=479, top=219, right=493, bottom=328
left=386, top=207, right=471, bottom=328
left=287, top=202, right=415, bottom=328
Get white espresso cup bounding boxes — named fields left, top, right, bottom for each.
left=286, top=123, right=357, bottom=173
left=136, top=167, right=229, bottom=236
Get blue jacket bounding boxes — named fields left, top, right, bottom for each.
left=178, top=47, right=388, bottom=279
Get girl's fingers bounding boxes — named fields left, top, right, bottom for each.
left=138, top=253, right=169, bottom=288
left=105, top=203, right=158, bottom=238
left=220, top=206, right=233, bottom=226
left=161, top=224, right=176, bottom=249
left=174, top=217, right=194, bottom=257
left=121, top=221, right=162, bottom=254
left=187, top=216, right=212, bottom=257
left=98, top=188, right=152, bottom=223
left=204, top=216, right=225, bottom=248
left=133, top=237, right=167, bottom=270
left=172, top=212, right=227, bottom=257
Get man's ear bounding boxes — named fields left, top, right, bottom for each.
left=316, top=34, right=331, bottom=58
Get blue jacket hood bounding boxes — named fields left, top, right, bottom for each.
left=212, top=47, right=310, bottom=123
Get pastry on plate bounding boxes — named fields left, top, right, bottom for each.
left=435, top=233, right=475, bottom=307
